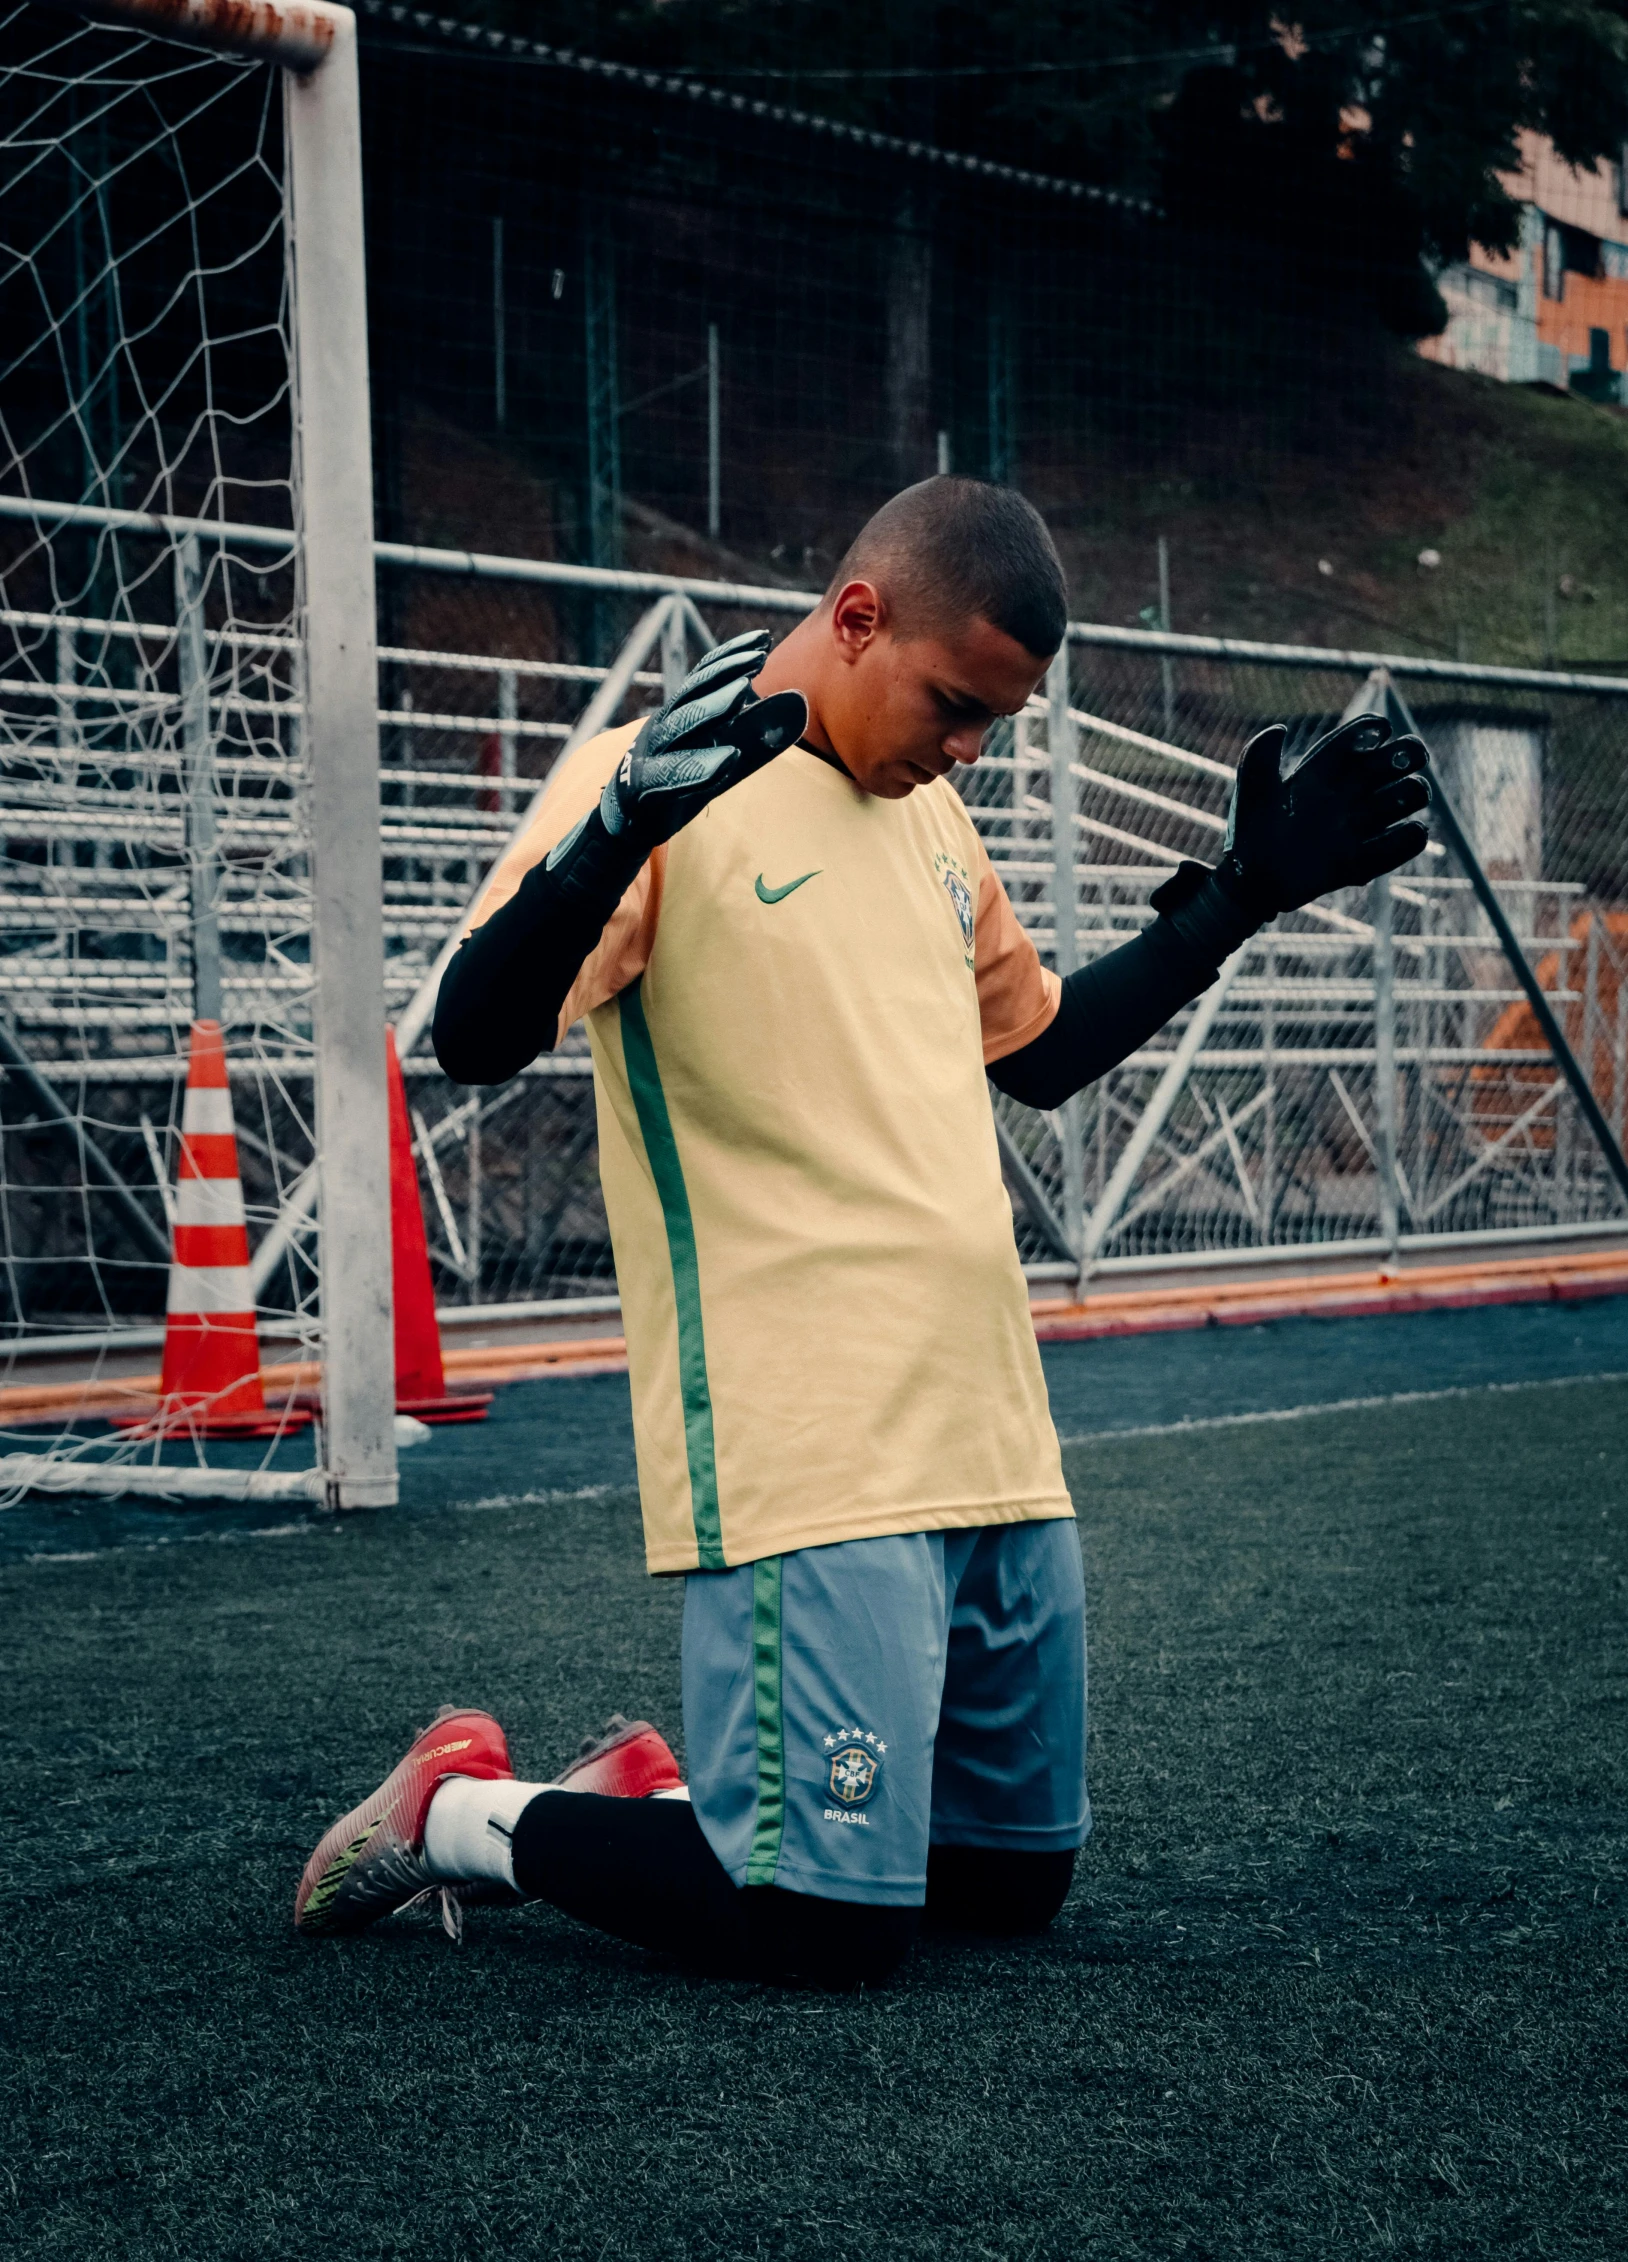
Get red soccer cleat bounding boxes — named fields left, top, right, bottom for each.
left=552, top=1713, right=683, bottom=1798
left=294, top=1706, right=513, bottom=1936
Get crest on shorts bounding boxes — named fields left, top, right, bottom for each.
left=933, top=850, right=976, bottom=964
left=824, top=1724, right=884, bottom=1806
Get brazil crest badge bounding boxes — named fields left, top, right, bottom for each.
left=825, top=1726, right=883, bottom=1806
left=933, top=849, right=976, bottom=968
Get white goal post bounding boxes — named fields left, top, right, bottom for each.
left=2, top=1, right=394, bottom=1507
left=282, top=4, right=395, bottom=1509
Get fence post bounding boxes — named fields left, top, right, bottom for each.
left=660, top=593, right=688, bottom=698
left=987, top=292, right=1014, bottom=484
left=397, top=687, right=414, bottom=807
left=175, top=532, right=222, bottom=1025
left=885, top=194, right=933, bottom=484
left=1260, top=930, right=1277, bottom=1241
left=584, top=215, right=621, bottom=577
left=1047, top=647, right=1084, bottom=1281
left=1372, top=871, right=1401, bottom=1254
left=497, top=664, right=517, bottom=798
left=491, top=214, right=505, bottom=431
left=1156, top=534, right=1174, bottom=741
left=466, top=1102, right=482, bottom=1301
left=287, top=15, right=397, bottom=1509
left=54, top=620, right=75, bottom=756
left=1584, top=908, right=1602, bottom=1199
left=50, top=620, right=74, bottom=880
left=706, top=323, right=721, bottom=542
left=1011, top=701, right=1033, bottom=843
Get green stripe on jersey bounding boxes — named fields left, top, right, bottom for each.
left=745, top=1553, right=785, bottom=1885
left=619, top=978, right=725, bottom=1569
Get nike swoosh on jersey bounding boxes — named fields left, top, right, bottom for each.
left=754, top=869, right=821, bottom=905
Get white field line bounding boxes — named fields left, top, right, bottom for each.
left=1058, top=1366, right=1628, bottom=1447
left=16, top=1373, right=1627, bottom=1563
left=11, top=1484, right=632, bottom=1562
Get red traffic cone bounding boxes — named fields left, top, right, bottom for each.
left=387, top=1028, right=492, bottom=1424
left=118, top=1020, right=311, bottom=1439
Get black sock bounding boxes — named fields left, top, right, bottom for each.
left=509, top=1791, right=918, bottom=1987
left=923, top=1845, right=1076, bottom=1936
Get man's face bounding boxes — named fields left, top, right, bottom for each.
left=821, top=588, right=1052, bottom=799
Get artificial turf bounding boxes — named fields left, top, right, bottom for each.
left=3, top=1374, right=1624, bottom=2259
left=7, top=1291, right=1628, bottom=1568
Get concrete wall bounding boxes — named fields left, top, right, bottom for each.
left=1425, top=713, right=1546, bottom=882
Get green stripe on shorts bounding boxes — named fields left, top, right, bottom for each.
left=744, top=1553, right=785, bottom=1885
left=618, top=978, right=725, bottom=1570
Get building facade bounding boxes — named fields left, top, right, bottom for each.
left=1419, top=131, right=1628, bottom=400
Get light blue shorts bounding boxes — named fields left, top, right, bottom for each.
left=681, top=1518, right=1089, bottom=1908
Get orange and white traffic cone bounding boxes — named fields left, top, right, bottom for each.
left=119, top=1020, right=310, bottom=1439
left=387, top=1028, right=492, bottom=1424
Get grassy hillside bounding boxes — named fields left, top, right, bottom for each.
left=1034, top=359, right=1628, bottom=671
left=386, top=357, right=1628, bottom=675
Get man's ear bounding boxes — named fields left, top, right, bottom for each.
left=828, top=578, right=886, bottom=663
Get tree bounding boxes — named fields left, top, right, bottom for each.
left=416, top=3, right=1628, bottom=333
left=1151, top=5, right=1628, bottom=334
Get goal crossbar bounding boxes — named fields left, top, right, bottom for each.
left=46, top=0, right=347, bottom=69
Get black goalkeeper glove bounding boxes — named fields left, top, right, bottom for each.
left=544, top=629, right=806, bottom=916
left=433, top=631, right=804, bottom=1084
left=1150, top=711, right=1431, bottom=962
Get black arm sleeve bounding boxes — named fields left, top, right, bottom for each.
left=988, top=915, right=1225, bottom=1111
left=436, top=847, right=1248, bottom=1100
left=432, top=852, right=615, bottom=1086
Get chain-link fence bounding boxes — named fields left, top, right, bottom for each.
left=5, top=522, right=1626, bottom=1322
left=352, top=5, right=1542, bottom=670
left=340, top=5, right=1628, bottom=1310
left=375, top=571, right=1628, bottom=1311
left=985, top=634, right=1628, bottom=1283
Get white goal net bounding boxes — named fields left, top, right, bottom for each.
left=0, top=0, right=394, bottom=1507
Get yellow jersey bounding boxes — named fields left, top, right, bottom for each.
left=472, top=724, right=1072, bottom=1573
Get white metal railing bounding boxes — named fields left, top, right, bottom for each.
left=4, top=516, right=1626, bottom=1304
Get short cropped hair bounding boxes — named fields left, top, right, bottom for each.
left=825, top=476, right=1067, bottom=658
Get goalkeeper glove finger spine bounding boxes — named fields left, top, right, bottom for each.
left=546, top=632, right=807, bottom=915
left=1150, top=712, right=1431, bottom=956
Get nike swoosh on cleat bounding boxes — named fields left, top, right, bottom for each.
left=754, top=869, right=821, bottom=904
